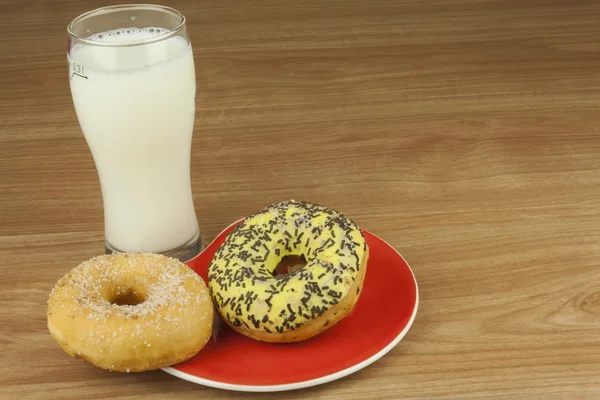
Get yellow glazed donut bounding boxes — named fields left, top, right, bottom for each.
left=207, top=200, right=369, bottom=343
left=47, top=253, right=214, bottom=372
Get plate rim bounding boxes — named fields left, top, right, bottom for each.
left=162, top=219, right=419, bottom=392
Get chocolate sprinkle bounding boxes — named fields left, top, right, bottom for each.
left=206, top=200, right=366, bottom=336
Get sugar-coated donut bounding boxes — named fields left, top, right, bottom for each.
left=207, top=200, right=369, bottom=343
left=47, top=253, right=213, bottom=372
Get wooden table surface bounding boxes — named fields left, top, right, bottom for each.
left=1, top=0, right=600, bottom=399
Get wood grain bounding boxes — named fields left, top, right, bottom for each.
left=1, top=0, right=600, bottom=399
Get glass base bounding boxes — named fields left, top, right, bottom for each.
left=104, top=230, right=204, bottom=262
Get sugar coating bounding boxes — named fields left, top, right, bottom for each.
left=49, top=253, right=200, bottom=321
left=47, top=253, right=212, bottom=354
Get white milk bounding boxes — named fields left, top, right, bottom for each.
left=68, top=28, right=199, bottom=253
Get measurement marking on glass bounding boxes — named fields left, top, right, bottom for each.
left=70, top=62, right=88, bottom=79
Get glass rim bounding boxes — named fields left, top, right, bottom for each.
left=67, top=4, right=186, bottom=47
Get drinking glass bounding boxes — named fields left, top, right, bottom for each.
left=67, top=5, right=202, bottom=261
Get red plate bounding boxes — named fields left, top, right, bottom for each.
left=162, top=219, right=418, bottom=392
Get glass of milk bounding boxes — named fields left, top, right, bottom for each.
left=67, top=5, right=202, bottom=261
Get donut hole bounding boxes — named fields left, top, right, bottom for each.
left=109, top=288, right=147, bottom=306
left=274, top=254, right=307, bottom=278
